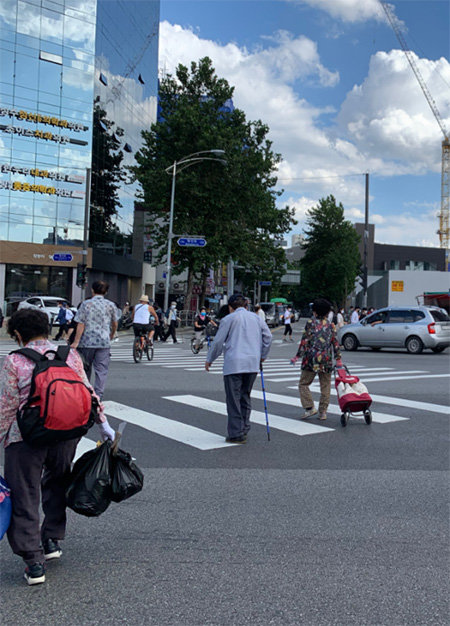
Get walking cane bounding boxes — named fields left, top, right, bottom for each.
left=260, top=366, right=271, bottom=441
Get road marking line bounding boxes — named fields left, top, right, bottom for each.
left=251, top=391, right=408, bottom=423
left=103, top=400, right=238, bottom=450
left=164, top=395, right=334, bottom=436
left=74, top=437, right=97, bottom=461
left=267, top=369, right=429, bottom=383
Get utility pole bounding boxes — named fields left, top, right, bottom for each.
left=363, top=172, right=369, bottom=308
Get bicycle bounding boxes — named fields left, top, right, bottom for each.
left=190, top=324, right=217, bottom=355
left=133, top=329, right=154, bottom=362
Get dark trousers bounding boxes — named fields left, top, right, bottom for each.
left=283, top=323, right=292, bottom=336
left=4, top=439, right=78, bottom=566
left=223, top=372, right=258, bottom=438
left=164, top=321, right=177, bottom=343
left=54, top=322, right=68, bottom=340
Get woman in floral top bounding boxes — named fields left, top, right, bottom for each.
left=0, top=309, right=115, bottom=585
left=291, top=298, right=342, bottom=421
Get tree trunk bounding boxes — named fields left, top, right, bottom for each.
left=185, top=265, right=195, bottom=312
left=199, top=265, right=209, bottom=308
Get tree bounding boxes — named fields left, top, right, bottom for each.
left=90, top=105, right=127, bottom=247
left=131, top=58, right=295, bottom=306
left=300, top=195, right=360, bottom=306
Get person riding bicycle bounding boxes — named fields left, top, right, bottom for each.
left=194, top=307, right=217, bottom=348
left=132, top=295, right=159, bottom=344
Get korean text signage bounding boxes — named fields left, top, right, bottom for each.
left=0, top=108, right=88, bottom=146
left=52, top=253, right=73, bottom=262
left=177, top=237, right=207, bottom=247
left=391, top=281, right=404, bottom=292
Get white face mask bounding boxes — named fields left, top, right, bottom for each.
left=171, top=305, right=176, bottom=309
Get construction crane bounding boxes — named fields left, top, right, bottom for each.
left=380, top=1, right=449, bottom=257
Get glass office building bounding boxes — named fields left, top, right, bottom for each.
left=0, top=0, right=159, bottom=308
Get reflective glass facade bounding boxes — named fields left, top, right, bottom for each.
left=0, top=0, right=96, bottom=244
left=93, top=0, right=159, bottom=241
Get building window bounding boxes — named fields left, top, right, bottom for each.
left=389, top=260, right=400, bottom=270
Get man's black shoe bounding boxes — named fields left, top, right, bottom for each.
left=225, top=435, right=247, bottom=444
left=24, top=563, right=45, bottom=585
left=43, top=538, right=62, bottom=560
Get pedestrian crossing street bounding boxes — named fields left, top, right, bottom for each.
left=0, top=338, right=447, bottom=459
left=72, top=381, right=449, bottom=460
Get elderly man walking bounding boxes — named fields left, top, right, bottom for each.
left=71, top=280, right=118, bottom=399
left=205, top=294, right=272, bottom=444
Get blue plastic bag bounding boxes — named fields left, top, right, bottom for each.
left=0, top=475, right=12, bottom=540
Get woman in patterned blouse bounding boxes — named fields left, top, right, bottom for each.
left=291, top=298, right=342, bottom=421
left=0, top=309, right=115, bottom=585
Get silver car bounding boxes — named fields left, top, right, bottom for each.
left=337, top=306, right=450, bottom=354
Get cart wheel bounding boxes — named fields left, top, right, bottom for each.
left=340, top=412, right=349, bottom=427
left=364, top=409, right=372, bottom=425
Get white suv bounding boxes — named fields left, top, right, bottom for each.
left=18, top=296, right=74, bottom=325
left=338, top=306, right=450, bottom=354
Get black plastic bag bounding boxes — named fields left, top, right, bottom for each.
left=110, top=448, right=144, bottom=503
left=66, top=441, right=112, bottom=517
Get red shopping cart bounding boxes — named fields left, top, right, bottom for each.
left=334, top=364, right=373, bottom=427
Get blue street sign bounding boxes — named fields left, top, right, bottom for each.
left=177, top=237, right=207, bottom=247
left=259, top=280, right=272, bottom=286
left=52, top=253, right=73, bottom=262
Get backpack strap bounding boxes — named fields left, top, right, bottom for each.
left=10, top=348, right=47, bottom=362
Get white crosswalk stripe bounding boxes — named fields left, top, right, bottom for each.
left=164, top=394, right=334, bottom=436
left=67, top=373, right=450, bottom=460
left=102, top=400, right=240, bottom=450
left=251, top=390, right=409, bottom=423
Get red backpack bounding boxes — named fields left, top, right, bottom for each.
left=13, top=346, right=97, bottom=447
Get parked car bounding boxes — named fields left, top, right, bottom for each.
left=18, top=296, right=75, bottom=326
left=337, top=306, right=450, bottom=354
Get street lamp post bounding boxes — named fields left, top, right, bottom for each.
left=163, top=150, right=225, bottom=312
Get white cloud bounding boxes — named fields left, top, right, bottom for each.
left=158, top=21, right=449, bottom=247
left=285, top=0, right=384, bottom=24
left=338, top=50, right=450, bottom=173
left=374, top=209, right=440, bottom=247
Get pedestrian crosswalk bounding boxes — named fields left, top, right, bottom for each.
left=70, top=383, right=449, bottom=461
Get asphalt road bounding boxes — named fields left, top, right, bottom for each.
left=1, top=323, right=449, bottom=625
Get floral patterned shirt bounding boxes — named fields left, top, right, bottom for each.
left=0, top=339, right=105, bottom=448
left=296, top=317, right=341, bottom=373
left=75, top=295, right=118, bottom=348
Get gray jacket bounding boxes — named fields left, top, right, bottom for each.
left=206, top=307, right=272, bottom=375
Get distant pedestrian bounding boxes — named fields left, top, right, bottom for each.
left=53, top=302, right=69, bottom=341
left=162, top=302, right=180, bottom=343
left=283, top=305, right=294, bottom=341
left=337, top=308, right=345, bottom=328
left=291, top=298, right=342, bottom=421
left=350, top=307, right=360, bottom=324
left=153, top=304, right=164, bottom=341
left=255, top=304, right=266, bottom=323
left=205, top=294, right=272, bottom=443
left=71, top=280, right=118, bottom=399
left=0, top=308, right=115, bottom=585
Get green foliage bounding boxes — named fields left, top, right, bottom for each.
left=300, top=195, right=360, bottom=306
left=131, top=57, right=295, bottom=293
left=90, top=105, right=126, bottom=245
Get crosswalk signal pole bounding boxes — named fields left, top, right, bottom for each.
left=363, top=172, right=369, bottom=308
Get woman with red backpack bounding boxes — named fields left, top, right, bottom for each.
left=0, top=309, right=115, bottom=586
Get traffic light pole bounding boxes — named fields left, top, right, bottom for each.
left=363, top=172, right=369, bottom=308
left=81, top=167, right=91, bottom=301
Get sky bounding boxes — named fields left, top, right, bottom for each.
left=158, top=0, right=450, bottom=248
